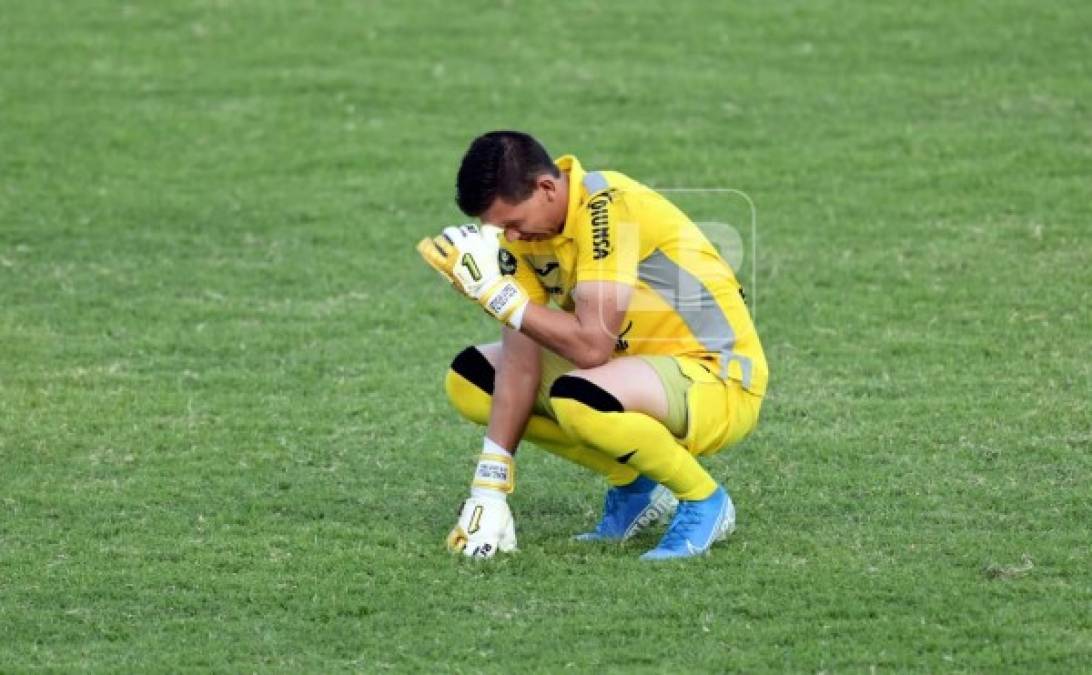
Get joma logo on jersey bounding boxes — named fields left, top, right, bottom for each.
left=589, top=196, right=612, bottom=260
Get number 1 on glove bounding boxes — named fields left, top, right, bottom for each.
left=446, top=496, right=517, bottom=558
left=460, top=253, right=483, bottom=282
left=416, top=224, right=530, bottom=328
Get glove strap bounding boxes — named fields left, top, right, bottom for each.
left=480, top=277, right=530, bottom=329
left=472, top=452, right=515, bottom=494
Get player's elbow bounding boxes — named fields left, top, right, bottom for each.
left=570, top=340, right=613, bottom=369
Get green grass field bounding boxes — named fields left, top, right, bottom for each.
left=2, top=0, right=1090, bottom=671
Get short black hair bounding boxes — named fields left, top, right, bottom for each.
left=455, top=131, right=561, bottom=217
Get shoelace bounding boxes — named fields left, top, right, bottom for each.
left=657, top=501, right=703, bottom=549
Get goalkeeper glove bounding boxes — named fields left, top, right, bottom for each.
left=416, top=224, right=530, bottom=328
left=446, top=440, right=518, bottom=559
left=446, top=493, right=517, bottom=559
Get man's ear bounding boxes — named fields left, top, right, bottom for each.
left=538, top=174, right=557, bottom=201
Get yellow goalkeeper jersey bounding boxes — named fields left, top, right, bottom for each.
left=501, top=155, right=768, bottom=396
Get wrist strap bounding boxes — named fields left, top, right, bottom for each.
left=471, top=452, right=515, bottom=494
left=481, top=277, right=529, bottom=328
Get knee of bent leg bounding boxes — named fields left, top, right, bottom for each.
left=444, top=346, right=496, bottom=425
left=548, top=375, right=624, bottom=442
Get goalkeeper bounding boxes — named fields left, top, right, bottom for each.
left=417, top=131, right=768, bottom=560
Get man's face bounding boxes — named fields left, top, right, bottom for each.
left=480, top=176, right=565, bottom=243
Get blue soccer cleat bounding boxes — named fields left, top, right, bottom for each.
left=574, top=475, right=677, bottom=542
left=639, top=485, right=735, bottom=560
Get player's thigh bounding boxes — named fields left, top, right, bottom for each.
left=565, top=357, right=669, bottom=424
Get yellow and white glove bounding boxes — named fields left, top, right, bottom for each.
left=446, top=441, right=518, bottom=558
left=446, top=493, right=517, bottom=559
left=416, top=224, right=530, bottom=328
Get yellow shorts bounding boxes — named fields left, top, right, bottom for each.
left=533, top=350, right=762, bottom=457
left=673, top=356, right=763, bottom=457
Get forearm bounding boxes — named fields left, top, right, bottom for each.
left=486, top=333, right=542, bottom=452
left=518, top=302, right=613, bottom=369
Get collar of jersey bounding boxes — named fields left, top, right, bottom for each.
left=553, top=154, right=586, bottom=242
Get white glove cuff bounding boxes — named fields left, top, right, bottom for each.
left=507, top=299, right=529, bottom=330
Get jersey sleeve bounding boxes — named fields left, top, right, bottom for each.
left=499, top=242, right=549, bottom=305
left=573, top=188, right=639, bottom=286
